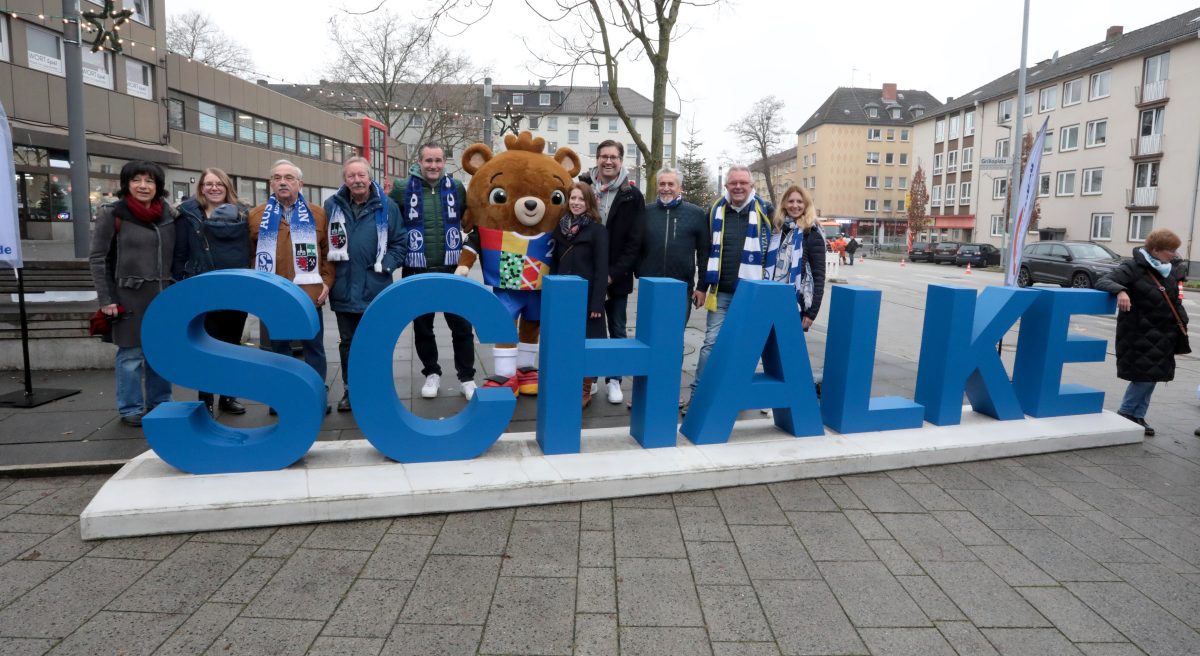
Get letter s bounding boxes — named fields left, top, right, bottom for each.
left=140, top=270, right=326, bottom=474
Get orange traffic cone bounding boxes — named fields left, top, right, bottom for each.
left=965, top=263, right=973, bottom=275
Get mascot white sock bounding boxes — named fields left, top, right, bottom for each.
left=493, top=346, right=518, bottom=379
left=517, top=343, right=538, bottom=370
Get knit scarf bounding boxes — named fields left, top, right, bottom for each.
left=558, top=212, right=592, bottom=243
left=657, top=194, right=683, bottom=210
left=329, top=181, right=388, bottom=272
left=1142, top=248, right=1172, bottom=278
left=785, top=227, right=819, bottom=311
left=590, top=166, right=628, bottom=219
left=404, top=175, right=461, bottom=268
left=703, top=193, right=777, bottom=311
left=125, top=199, right=163, bottom=223
left=256, top=192, right=322, bottom=285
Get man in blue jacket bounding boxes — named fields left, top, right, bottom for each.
left=324, top=157, right=405, bottom=412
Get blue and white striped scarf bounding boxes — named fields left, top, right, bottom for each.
left=404, top=174, right=462, bottom=269
left=329, top=181, right=389, bottom=273
left=256, top=192, right=322, bottom=286
left=782, top=225, right=820, bottom=311
left=703, top=193, right=777, bottom=311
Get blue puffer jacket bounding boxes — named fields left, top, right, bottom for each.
left=323, top=184, right=405, bottom=313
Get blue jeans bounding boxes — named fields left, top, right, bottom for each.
left=1118, top=381, right=1156, bottom=419
left=115, top=346, right=173, bottom=418
left=691, top=292, right=732, bottom=394
left=605, top=293, right=629, bottom=383
left=263, top=308, right=328, bottom=384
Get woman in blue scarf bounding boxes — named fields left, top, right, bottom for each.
left=771, top=185, right=827, bottom=331
left=1096, top=229, right=1189, bottom=436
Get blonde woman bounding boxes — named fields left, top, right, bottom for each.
left=771, top=185, right=827, bottom=331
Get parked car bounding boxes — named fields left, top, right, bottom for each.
left=932, top=241, right=962, bottom=264
left=908, top=241, right=934, bottom=262
left=1017, top=240, right=1123, bottom=288
left=954, top=243, right=1001, bottom=267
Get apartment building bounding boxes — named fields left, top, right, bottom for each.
left=911, top=8, right=1200, bottom=258
left=749, top=146, right=797, bottom=204
left=796, top=84, right=941, bottom=241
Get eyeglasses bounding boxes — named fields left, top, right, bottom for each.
left=271, top=174, right=299, bottom=183
left=598, top=155, right=621, bottom=161
left=201, top=182, right=225, bottom=189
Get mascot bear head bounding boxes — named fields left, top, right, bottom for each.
left=461, top=131, right=582, bottom=236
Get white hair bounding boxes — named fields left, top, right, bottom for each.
left=726, top=164, right=752, bottom=179
left=271, top=159, right=303, bottom=180
left=657, top=166, right=682, bottom=182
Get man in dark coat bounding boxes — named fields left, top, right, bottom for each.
left=637, top=166, right=710, bottom=326
left=325, top=156, right=405, bottom=411
left=845, top=236, right=860, bottom=265
left=579, top=139, right=645, bottom=404
left=1095, top=229, right=1189, bottom=437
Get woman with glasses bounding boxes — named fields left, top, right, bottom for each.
left=172, top=168, right=251, bottom=415
left=88, top=161, right=177, bottom=427
left=1096, top=228, right=1189, bottom=437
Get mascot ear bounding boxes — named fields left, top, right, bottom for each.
left=554, top=147, right=582, bottom=178
left=462, top=144, right=493, bottom=175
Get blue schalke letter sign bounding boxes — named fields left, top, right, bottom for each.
left=1012, top=289, right=1114, bottom=417
left=349, top=274, right=517, bottom=463
left=680, top=281, right=824, bottom=444
left=141, top=270, right=327, bottom=474
left=821, top=286, right=925, bottom=432
left=538, top=276, right=686, bottom=453
left=914, top=285, right=1037, bottom=424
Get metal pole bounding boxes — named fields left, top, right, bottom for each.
left=63, top=1, right=90, bottom=259
left=1184, top=115, right=1200, bottom=278
left=482, top=77, right=493, bottom=151
left=1002, top=0, right=1031, bottom=284
left=15, top=269, right=32, bottom=396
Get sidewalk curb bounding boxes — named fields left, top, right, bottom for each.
left=0, top=460, right=126, bottom=477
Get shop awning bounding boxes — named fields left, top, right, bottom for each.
left=933, top=215, right=976, bottom=229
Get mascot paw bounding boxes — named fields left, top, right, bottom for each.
left=454, top=265, right=470, bottom=277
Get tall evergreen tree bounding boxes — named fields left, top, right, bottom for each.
left=678, top=126, right=715, bottom=209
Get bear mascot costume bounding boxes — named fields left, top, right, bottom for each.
left=455, top=131, right=582, bottom=395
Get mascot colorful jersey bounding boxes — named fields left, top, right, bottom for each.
left=456, top=131, right=582, bottom=395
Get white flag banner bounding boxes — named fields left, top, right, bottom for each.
left=1004, top=118, right=1049, bottom=287
left=0, top=101, right=23, bottom=269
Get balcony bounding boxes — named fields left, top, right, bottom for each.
left=1136, top=80, right=1169, bottom=105
left=1131, top=133, right=1163, bottom=158
left=1127, top=186, right=1159, bottom=209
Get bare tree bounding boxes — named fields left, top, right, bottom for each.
left=326, top=10, right=483, bottom=168
left=729, top=95, right=787, bottom=207
left=166, top=10, right=254, bottom=76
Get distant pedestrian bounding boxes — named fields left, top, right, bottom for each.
left=833, top=235, right=847, bottom=265
left=845, top=236, right=860, bottom=265
left=1096, top=228, right=1189, bottom=437
left=551, top=182, right=609, bottom=408
left=88, top=161, right=177, bottom=427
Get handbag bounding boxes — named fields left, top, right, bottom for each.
left=88, top=305, right=125, bottom=344
left=1146, top=271, right=1191, bottom=355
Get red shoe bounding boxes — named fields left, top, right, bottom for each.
left=517, top=367, right=539, bottom=396
left=482, top=375, right=519, bottom=397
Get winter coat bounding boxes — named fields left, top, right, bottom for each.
left=845, top=238, right=860, bottom=254
left=637, top=200, right=710, bottom=294
left=248, top=201, right=335, bottom=307
left=389, top=173, right=467, bottom=268
left=580, top=172, right=644, bottom=296
left=88, top=200, right=177, bottom=348
left=552, top=221, right=609, bottom=317
left=172, top=198, right=251, bottom=280
left=772, top=224, right=828, bottom=321
left=1095, top=248, right=1189, bottom=382
left=324, top=185, right=405, bottom=313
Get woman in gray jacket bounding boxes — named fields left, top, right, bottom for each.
left=88, top=161, right=176, bottom=426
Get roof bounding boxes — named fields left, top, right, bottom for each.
left=924, top=7, right=1200, bottom=120
left=264, top=81, right=676, bottom=119
left=750, top=146, right=797, bottom=171
left=797, top=87, right=942, bottom=134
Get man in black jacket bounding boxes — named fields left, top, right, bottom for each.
left=637, top=166, right=710, bottom=325
left=581, top=139, right=645, bottom=404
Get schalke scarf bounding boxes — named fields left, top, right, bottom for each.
left=703, top=193, right=777, bottom=310
left=784, top=226, right=820, bottom=311
left=256, top=192, right=322, bottom=286
left=404, top=175, right=461, bottom=268
left=328, top=181, right=388, bottom=273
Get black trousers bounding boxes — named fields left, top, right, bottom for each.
left=199, top=310, right=248, bottom=403
left=335, top=311, right=363, bottom=390
left=403, top=267, right=477, bottom=382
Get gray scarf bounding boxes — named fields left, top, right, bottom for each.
left=589, top=166, right=629, bottom=220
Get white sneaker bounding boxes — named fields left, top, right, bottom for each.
left=461, top=381, right=477, bottom=400
left=590, top=380, right=599, bottom=396
left=421, top=373, right=441, bottom=398
left=606, top=379, right=624, bottom=404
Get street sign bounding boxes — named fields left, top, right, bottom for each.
left=980, top=156, right=1012, bottom=171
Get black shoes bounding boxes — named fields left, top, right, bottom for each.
left=219, top=397, right=246, bottom=415
left=119, top=414, right=143, bottom=427
left=269, top=405, right=331, bottom=416
left=337, top=394, right=352, bottom=412
left=1118, top=413, right=1155, bottom=437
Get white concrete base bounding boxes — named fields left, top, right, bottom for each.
left=80, top=408, right=1143, bottom=539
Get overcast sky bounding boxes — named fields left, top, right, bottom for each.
left=170, top=0, right=1197, bottom=168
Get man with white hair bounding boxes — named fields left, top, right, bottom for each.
left=637, top=166, right=711, bottom=326
left=249, top=159, right=335, bottom=414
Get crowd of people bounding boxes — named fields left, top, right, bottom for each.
left=87, top=144, right=831, bottom=426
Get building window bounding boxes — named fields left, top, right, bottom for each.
left=993, top=178, right=1007, bottom=199
left=1082, top=168, right=1103, bottom=195
left=1063, top=78, right=1082, bottom=105
left=167, top=98, right=184, bottom=129
left=802, top=154, right=809, bottom=167
left=867, top=106, right=878, bottom=118
left=589, top=143, right=599, bottom=157
left=1038, top=173, right=1051, bottom=197
left=568, top=116, right=579, bottom=125
left=961, top=147, right=973, bottom=171
left=664, top=119, right=673, bottom=134
left=539, top=92, right=551, bottom=106
left=995, top=138, right=1010, bottom=158
left=568, top=129, right=579, bottom=144
left=216, top=107, right=234, bottom=139
left=1135, top=161, right=1159, bottom=190
left=297, top=131, right=320, bottom=159
left=864, top=199, right=877, bottom=212
left=960, top=181, right=971, bottom=200
left=512, top=93, right=524, bottom=105
left=900, top=129, right=909, bottom=142
left=1091, top=213, right=1112, bottom=240
left=897, top=199, right=905, bottom=211
left=811, top=153, right=817, bottom=165
left=949, top=115, right=960, bottom=140
left=243, top=117, right=266, bottom=145
left=1042, top=132, right=1054, bottom=155
left=945, top=183, right=956, bottom=204
left=931, top=185, right=942, bottom=206
left=947, top=150, right=958, bottom=173
left=1056, top=170, right=1076, bottom=196
left=935, top=119, right=946, bottom=141
left=26, top=25, right=63, bottom=76
left=1038, top=87, right=1057, bottom=112
left=1144, top=52, right=1169, bottom=85
left=547, top=117, right=558, bottom=130
left=867, top=128, right=881, bottom=140
left=124, top=0, right=151, bottom=25
left=1086, top=119, right=1107, bottom=147
left=528, top=117, right=539, bottom=129
left=0, top=16, right=9, bottom=62
left=198, top=101, right=217, bottom=134
left=1089, top=70, right=1111, bottom=100
left=964, top=110, right=975, bottom=136
left=608, top=117, right=618, bottom=132
left=1139, top=107, right=1164, bottom=137
left=866, top=152, right=879, bottom=165
left=587, top=117, right=598, bottom=132
left=898, top=153, right=908, bottom=166
left=884, top=176, right=893, bottom=189
left=991, top=215, right=1006, bottom=237
left=865, top=176, right=878, bottom=189
left=547, top=141, right=558, bottom=154
left=1059, top=124, right=1079, bottom=151
left=998, top=98, right=1014, bottom=122
left=663, top=144, right=673, bottom=159
left=933, top=153, right=943, bottom=174
left=898, top=176, right=907, bottom=190
left=884, top=152, right=894, bottom=165
left=809, top=176, right=815, bottom=189
left=886, top=128, right=895, bottom=141
left=125, top=58, right=153, bottom=100
left=890, top=108, right=901, bottom=119
left=81, top=49, right=113, bottom=89
left=323, top=137, right=337, bottom=162
left=1022, top=91, right=1034, bottom=117
left=237, top=114, right=256, bottom=144
left=883, top=199, right=892, bottom=211
left=1129, top=213, right=1154, bottom=241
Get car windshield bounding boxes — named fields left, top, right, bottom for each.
left=960, top=246, right=979, bottom=253
left=1067, top=243, right=1119, bottom=260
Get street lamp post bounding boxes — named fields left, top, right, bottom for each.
left=63, top=0, right=91, bottom=259
left=482, top=77, right=494, bottom=151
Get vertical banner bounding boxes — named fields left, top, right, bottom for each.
left=1004, top=118, right=1048, bottom=286
left=0, top=101, right=23, bottom=269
